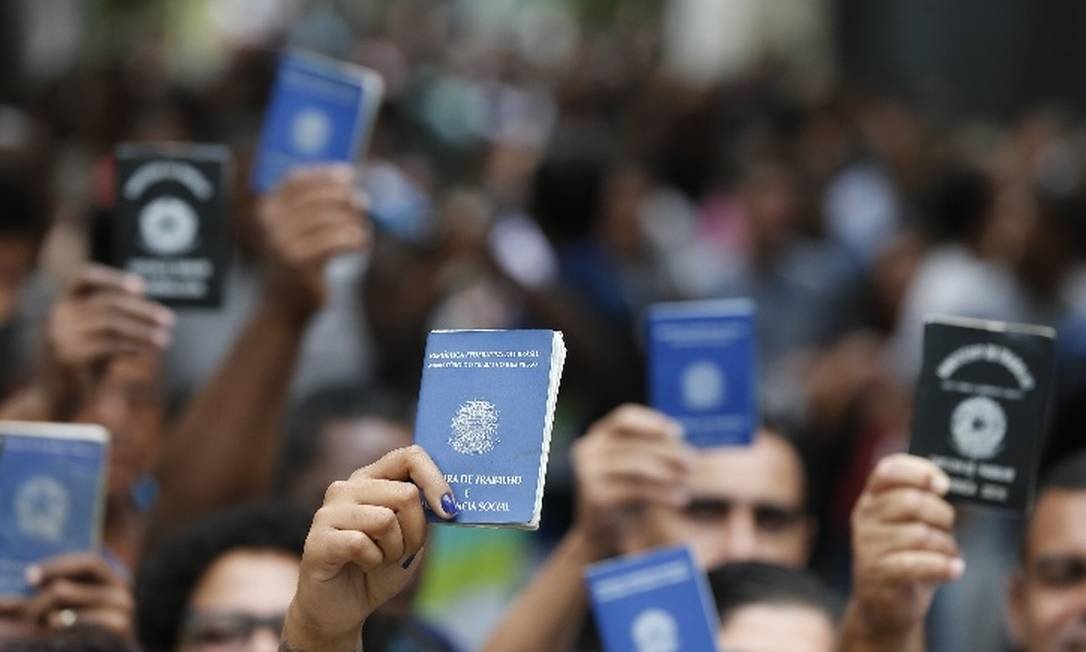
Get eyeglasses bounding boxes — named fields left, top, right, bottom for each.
left=1032, top=554, right=1086, bottom=590
left=180, top=611, right=286, bottom=650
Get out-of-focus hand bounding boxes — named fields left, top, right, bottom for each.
left=42, top=264, right=173, bottom=408
left=258, top=165, right=370, bottom=315
left=845, top=454, right=963, bottom=648
left=24, top=553, right=135, bottom=639
left=282, top=445, right=455, bottom=651
left=570, top=404, right=693, bottom=558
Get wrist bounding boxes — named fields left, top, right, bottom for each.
left=566, top=524, right=612, bottom=563
left=282, top=600, right=363, bottom=652
left=841, top=601, right=925, bottom=652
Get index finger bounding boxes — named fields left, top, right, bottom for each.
left=68, top=264, right=144, bottom=297
left=28, top=553, right=118, bottom=588
left=866, top=454, right=951, bottom=496
left=352, top=445, right=455, bottom=519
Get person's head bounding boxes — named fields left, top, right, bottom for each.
left=710, top=562, right=838, bottom=652
left=135, top=504, right=310, bottom=652
left=622, top=428, right=815, bottom=570
left=1009, top=451, right=1086, bottom=652
left=276, top=385, right=414, bottom=510
left=73, top=353, right=165, bottom=499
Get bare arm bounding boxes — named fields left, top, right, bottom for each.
left=152, top=165, right=369, bottom=532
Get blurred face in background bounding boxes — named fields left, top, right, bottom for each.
left=73, top=353, right=164, bottom=498
left=288, top=416, right=414, bottom=509
left=0, top=234, right=36, bottom=323
left=626, top=431, right=813, bottom=571
left=1010, top=489, right=1086, bottom=652
left=178, top=549, right=299, bottom=652
left=741, top=162, right=800, bottom=260
left=717, top=602, right=837, bottom=652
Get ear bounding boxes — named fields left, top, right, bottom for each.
left=1007, top=568, right=1028, bottom=647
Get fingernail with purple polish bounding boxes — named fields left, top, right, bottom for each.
left=401, top=553, right=418, bottom=570
left=440, top=493, right=459, bottom=518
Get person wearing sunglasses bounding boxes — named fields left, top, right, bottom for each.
left=841, top=450, right=1086, bottom=652
left=137, top=445, right=457, bottom=652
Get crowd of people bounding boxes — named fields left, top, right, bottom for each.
left=2, top=2, right=1086, bottom=651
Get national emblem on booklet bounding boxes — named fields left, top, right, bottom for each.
left=0, top=422, right=110, bottom=596
left=647, top=299, right=758, bottom=447
left=586, top=546, right=720, bottom=652
left=114, top=143, right=231, bottom=308
left=251, top=49, right=384, bottom=193
left=908, top=315, right=1056, bottom=511
left=413, top=329, right=566, bottom=529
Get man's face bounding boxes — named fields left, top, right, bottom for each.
left=179, top=549, right=299, bottom=652
left=717, top=603, right=836, bottom=652
left=1011, top=489, right=1086, bottom=652
left=627, top=432, right=813, bottom=570
left=73, top=353, right=164, bottom=498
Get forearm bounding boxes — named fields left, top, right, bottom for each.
left=154, top=295, right=311, bottom=529
left=282, top=601, right=362, bottom=652
left=482, top=528, right=601, bottom=652
left=838, top=602, right=926, bottom=652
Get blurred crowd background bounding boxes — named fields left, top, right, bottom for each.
left=3, top=1, right=1086, bottom=649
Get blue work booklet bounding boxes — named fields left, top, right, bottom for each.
left=647, top=299, right=758, bottom=447
left=252, top=49, right=383, bottom=192
left=586, top=546, right=720, bottom=652
left=0, top=422, right=110, bottom=596
left=414, top=329, right=566, bottom=529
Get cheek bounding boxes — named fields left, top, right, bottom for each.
left=1027, top=590, right=1083, bottom=644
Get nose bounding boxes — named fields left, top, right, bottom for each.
left=724, top=507, right=758, bottom=561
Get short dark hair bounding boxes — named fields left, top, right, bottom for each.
left=709, top=562, right=840, bottom=626
left=275, top=384, right=413, bottom=498
left=134, top=503, right=311, bottom=652
left=1039, top=449, right=1086, bottom=494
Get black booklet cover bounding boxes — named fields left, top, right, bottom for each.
left=113, top=143, right=231, bottom=308
left=909, top=315, right=1055, bottom=511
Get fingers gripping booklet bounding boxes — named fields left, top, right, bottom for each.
left=0, top=422, right=110, bottom=596
left=413, top=329, right=566, bottom=529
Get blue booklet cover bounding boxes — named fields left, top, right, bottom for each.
left=414, top=329, right=566, bottom=529
left=251, top=50, right=384, bottom=193
left=647, top=299, right=758, bottom=447
left=586, top=546, right=720, bottom=652
left=0, top=422, right=109, bottom=596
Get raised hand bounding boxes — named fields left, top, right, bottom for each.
left=282, top=445, right=456, bottom=651
left=24, top=552, right=135, bottom=639
left=571, top=404, right=693, bottom=558
left=258, top=165, right=370, bottom=315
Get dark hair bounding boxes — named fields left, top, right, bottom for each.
left=134, top=503, right=311, bottom=652
left=709, top=562, right=840, bottom=626
left=275, top=383, right=413, bottom=498
left=2, top=627, right=137, bottom=652
left=1039, top=449, right=1086, bottom=494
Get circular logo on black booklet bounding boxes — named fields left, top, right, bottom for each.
left=139, top=197, right=199, bottom=256
left=950, top=395, right=1007, bottom=460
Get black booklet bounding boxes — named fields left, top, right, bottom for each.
left=113, top=143, right=231, bottom=308
left=909, top=315, right=1055, bottom=511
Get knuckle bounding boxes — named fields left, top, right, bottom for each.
left=369, top=507, right=398, bottom=533
left=323, top=481, right=350, bottom=504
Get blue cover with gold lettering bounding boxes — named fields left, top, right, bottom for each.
left=586, top=546, right=719, bottom=652
left=414, top=329, right=565, bottom=529
left=251, top=50, right=382, bottom=192
left=0, top=426, right=109, bottom=596
left=647, top=299, right=758, bottom=447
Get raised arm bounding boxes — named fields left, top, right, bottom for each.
left=152, top=165, right=369, bottom=531
left=482, top=405, right=692, bottom=652
left=839, top=454, right=963, bottom=652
